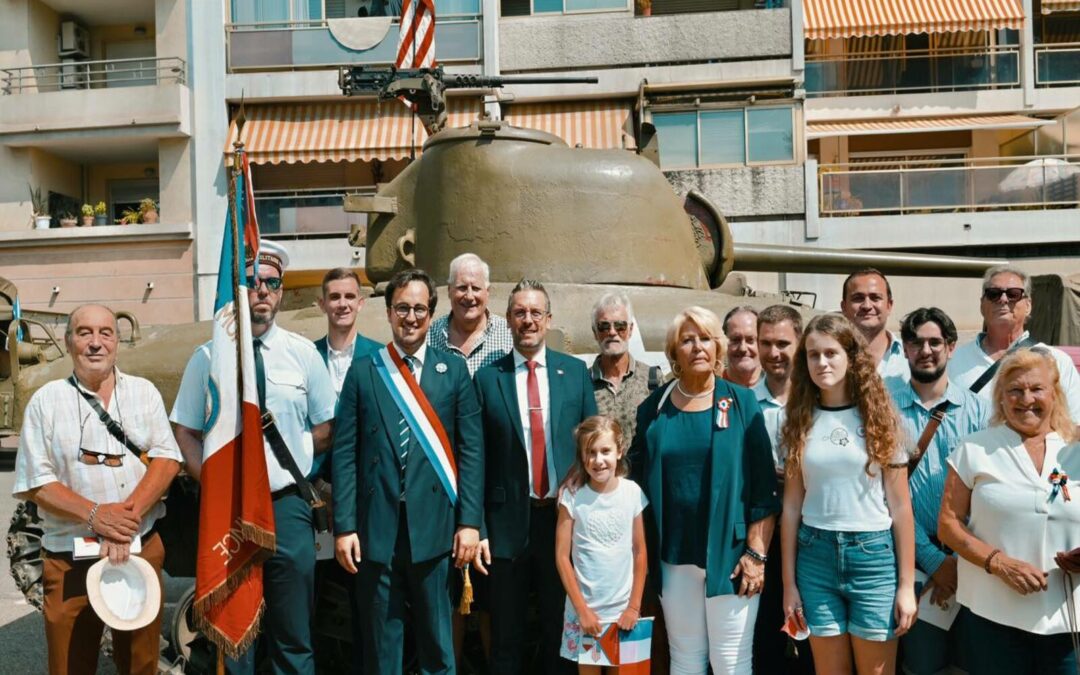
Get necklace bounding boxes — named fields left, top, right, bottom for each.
left=676, top=380, right=714, bottom=399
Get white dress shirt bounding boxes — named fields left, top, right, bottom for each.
left=513, top=348, right=558, bottom=499
left=326, top=339, right=356, bottom=394
left=392, top=342, right=426, bottom=382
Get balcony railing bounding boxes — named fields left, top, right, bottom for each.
left=1036, top=43, right=1080, bottom=87
left=805, top=45, right=1020, bottom=97
left=226, top=18, right=481, bottom=72
left=1, top=57, right=187, bottom=94
left=819, top=155, right=1080, bottom=217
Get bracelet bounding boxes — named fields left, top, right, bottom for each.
left=87, top=503, right=101, bottom=534
left=984, top=548, right=1001, bottom=574
left=744, top=546, right=768, bottom=563
left=625, top=606, right=640, bottom=613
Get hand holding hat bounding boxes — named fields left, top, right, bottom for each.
left=86, top=555, right=162, bottom=632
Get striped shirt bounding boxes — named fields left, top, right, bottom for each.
left=427, top=311, right=513, bottom=377
left=14, top=370, right=183, bottom=553
left=889, top=378, right=991, bottom=575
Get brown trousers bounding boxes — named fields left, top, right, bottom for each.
left=43, top=532, right=164, bottom=675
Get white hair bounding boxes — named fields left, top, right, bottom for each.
left=982, top=264, right=1032, bottom=298
left=447, top=253, right=491, bottom=288
left=592, top=291, right=635, bottom=324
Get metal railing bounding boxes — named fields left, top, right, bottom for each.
left=1036, top=42, right=1080, bottom=87
left=1, top=56, right=186, bottom=94
left=254, top=186, right=374, bottom=236
left=819, top=155, right=1080, bottom=216
left=805, top=45, right=1020, bottom=97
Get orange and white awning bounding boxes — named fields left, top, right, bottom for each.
left=804, top=0, right=1024, bottom=40
left=503, top=100, right=636, bottom=150
left=1042, top=0, right=1080, bottom=13
left=224, top=99, right=482, bottom=165
left=807, top=114, right=1053, bottom=138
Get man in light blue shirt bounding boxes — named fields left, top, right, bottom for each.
left=840, top=267, right=909, bottom=383
left=890, top=307, right=990, bottom=675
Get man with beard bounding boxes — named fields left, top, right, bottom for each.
left=172, top=241, right=336, bottom=674
left=722, top=306, right=762, bottom=387
left=840, top=268, right=909, bottom=382
left=889, top=307, right=990, bottom=675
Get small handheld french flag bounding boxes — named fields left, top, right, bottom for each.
left=579, top=617, right=653, bottom=674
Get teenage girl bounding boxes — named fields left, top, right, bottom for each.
left=555, top=415, right=649, bottom=674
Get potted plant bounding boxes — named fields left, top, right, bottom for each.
left=93, top=201, right=107, bottom=226
left=80, top=204, right=95, bottom=227
left=59, top=211, right=77, bottom=228
left=28, top=184, right=51, bottom=230
left=139, top=198, right=158, bottom=224
left=119, top=207, right=141, bottom=225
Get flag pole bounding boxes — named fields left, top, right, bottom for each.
left=230, top=98, right=248, bottom=398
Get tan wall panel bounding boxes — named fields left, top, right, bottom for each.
left=40, top=298, right=196, bottom=326
left=17, top=274, right=192, bottom=303
left=0, top=241, right=191, bottom=279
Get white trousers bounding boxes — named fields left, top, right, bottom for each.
left=660, top=562, right=760, bottom=675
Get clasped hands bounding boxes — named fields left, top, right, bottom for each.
left=92, top=499, right=140, bottom=564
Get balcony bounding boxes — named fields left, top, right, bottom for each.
left=225, top=18, right=482, bottom=72
left=254, top=187, right=370, bottom=237
left=805, top=45, right=1020, bottom=98
left=1036, top=43, right=1080, bottom=88
left=818, top=156, right=1080, bottom=217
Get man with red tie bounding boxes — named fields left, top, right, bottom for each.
left=474, top=279, right=598, bottom=674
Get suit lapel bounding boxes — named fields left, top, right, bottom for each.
left=497, top=357, right=527, bottom=450
left=315, top=336, right=329, bottom=366
left=547, top=348, right=563, bottom=456
left=708, top=378, right=728, bottom=515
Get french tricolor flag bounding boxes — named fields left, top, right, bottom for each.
left=579, top=617, right=653, bottom=674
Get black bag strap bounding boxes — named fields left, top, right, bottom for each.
left=969, top=335, right=1038, bottom=394
left=647, top=365, right=663, bottom=392
left=260, top=411, right=323, bottom=508
left=67, top=376, right=144, bottom=460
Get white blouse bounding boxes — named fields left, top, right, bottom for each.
left=949, top=425, right=1080, bottom=635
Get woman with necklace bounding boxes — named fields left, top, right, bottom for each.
left=630, top=306, right=780, bottom=674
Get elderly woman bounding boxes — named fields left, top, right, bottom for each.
left=939, top=348, right=1080, bottom=674
left=630, top=306, right=780, bottom=674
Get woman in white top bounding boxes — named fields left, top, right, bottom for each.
left=780, top=313, right=917, bottom=675
left=938, top=348, right=1080, bottom=674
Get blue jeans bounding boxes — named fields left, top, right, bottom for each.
left=961, top=608, right=1078, bottom=675
left=796, top=523, right=897, bottom=642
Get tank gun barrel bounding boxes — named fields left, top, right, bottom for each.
left=731, top=243, right=1005, bottom=278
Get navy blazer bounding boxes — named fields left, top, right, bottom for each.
left=314, top=332, right=381, bottom=366
left=474, top=348, right=598, bottom=559
left=331, top=346, right=484, bottom=565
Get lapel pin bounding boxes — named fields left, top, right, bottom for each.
left=716, top=397, right=732, bottom=430
left=557, top=369, right=564, bottom=375
left=435, top=362, right=448, bottom=374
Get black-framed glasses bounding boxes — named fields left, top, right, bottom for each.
left=249, top=276, right=283, bottom=291
left=983, top=287, right=1025, bottom=302
left=392, top=303, right=430, bottom=319
left=596, top=320, right=629, bottom=335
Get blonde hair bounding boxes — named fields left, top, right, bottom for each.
left=782, top=313, right=903, bottom=479
left=563, top=416, right=629, bottom=490
left=990, top=348, right=1077, bottom=442
left=665, top=306, right=726, bottom=378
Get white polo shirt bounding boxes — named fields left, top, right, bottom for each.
left=949, top=426, right=1080, bottom=635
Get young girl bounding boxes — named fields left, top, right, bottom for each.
left=556, top=415, right=649, bottom=673
left=779, top=314, right=917, bottom=675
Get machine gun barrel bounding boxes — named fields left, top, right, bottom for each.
left=439, top=73, right=600, bottom=87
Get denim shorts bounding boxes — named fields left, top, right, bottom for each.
left=795, top=523, right=897, bottom=642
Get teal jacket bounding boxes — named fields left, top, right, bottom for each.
left=313, top=333, right=382, bottom=366
left=629, top=377, right=780, bottom=597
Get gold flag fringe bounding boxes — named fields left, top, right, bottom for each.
left=458, top=565, right=473, bottom=615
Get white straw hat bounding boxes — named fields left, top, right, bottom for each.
left=85, top=556, right=161, bottom=631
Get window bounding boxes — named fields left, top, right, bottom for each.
left=231, top=0, right=323, bottom=23
left=502, top=0, right=627, bottom=16
left=653, top=106, right=795, bottom=169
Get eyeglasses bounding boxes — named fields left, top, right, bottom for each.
left=595, top=320, right=629, bottom=334
left=392, top=303, right=430, bottom=319
left=905, top=338, right=948, bottom=352
left=511, top=309, right=549, bottom=322
left=249, top=276, right=283, bottom=291
left=983, top=287, right=1025, bottom=302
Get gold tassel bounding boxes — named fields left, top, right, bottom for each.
left=458, top=564, right=473, bottom=615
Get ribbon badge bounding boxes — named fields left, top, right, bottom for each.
left=1050, top=468, right=1071, bottom=503
left=716, top=398, right=732, bottom=430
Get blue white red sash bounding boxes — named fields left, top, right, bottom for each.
left=373, top=345, right=458, bottom=505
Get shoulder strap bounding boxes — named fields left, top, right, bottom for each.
left=66, top=376, right=144, bottom=459
left=655, top=379, right=678, bottom=413
left=969, top=335, right=1038, bottom=394
left=907, top=399, right=952, bottom=475
left=647, top=365, right=663, bottom=392
left=260, top=410, right=322, bottom=507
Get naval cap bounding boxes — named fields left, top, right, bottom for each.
left=255, top=239, right=289, bottom=275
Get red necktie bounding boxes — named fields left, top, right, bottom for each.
left=526, top=360, right=549, bottom=497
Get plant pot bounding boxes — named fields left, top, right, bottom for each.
left=81, top=216, right=94, bottom=227
left=59, top=218, right=77, bottom=228
left=94, top=215, right=108, bottom=226
left=34, top=215, right=52, bottom=230
left=142, top=209, right=159, bottom=224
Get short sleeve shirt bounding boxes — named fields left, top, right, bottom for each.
left=559, top=478, right=648, bottom=621
left=590, top=357, right=653, bottom=446
left=427, top=311, right=513, bottom=377
left=877, top=332, right=910, bottom=384
left=752, top=378, right=786, bottom=472
left=170, top=323, right=336, bottom=492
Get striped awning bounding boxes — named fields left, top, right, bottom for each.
left=1042, top=0, right=1080, bottom=13
left=503, top=100, right=636, bottom=150
left=224, top=99, right=482, bottom=165
left=807, top=114, right=1053, bottom=138
left=804, top=0, right=1025, bottom=40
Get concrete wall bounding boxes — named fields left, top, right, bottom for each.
left=499, top=8, right=791, bottom=73
left=28, top=146, right=80, bottom=214
left=27, top=0, right=59, bottom=72
left=159, top=137, right=192, bottom=223
left=0, top=81, right=190, bottom=136
left=666, top=166, right=805, bottom=218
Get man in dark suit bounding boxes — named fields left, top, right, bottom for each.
left=331, top=268, right=484, bottom=675
left=474, top=279, right=598, bottom=674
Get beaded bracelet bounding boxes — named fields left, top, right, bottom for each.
left=984, top=548, right=1001, bottom=574
left=87, top=503, right=100, bottom=534
left=744, top=546, right=768, bottom=563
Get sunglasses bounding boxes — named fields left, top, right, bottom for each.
left=595, top=321, right=629, bottom=334
left=983, top=287, right=1025, bottom=302
left=249, top=276, right=284, bottom=291
left=79, top=448, right=124, bottom=467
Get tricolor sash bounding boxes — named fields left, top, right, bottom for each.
left=373, top=345, right=459, bottom=505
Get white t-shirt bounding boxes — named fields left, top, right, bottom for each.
left=559, top=477, right=648, bottom=622
left=949, top=426, right=1080, bottom=635
left=800, top=406, right=903, bottom=532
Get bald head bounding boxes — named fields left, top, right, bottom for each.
left=65, top=304, right=120, bottom=383
left=65, top=304, right=119, bottom=342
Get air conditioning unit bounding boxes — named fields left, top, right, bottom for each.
left=58, top=21, right=89, bottom=58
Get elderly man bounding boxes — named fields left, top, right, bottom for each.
left=889, top=307, right=990, bottom=675
left=840, top=267, right=909, bottom=382
left=949, top=265, right=1080, bottom=419
left=332, top=268, right=484, bottom=675
left=172, top=241, right=336, bottom=674
left=14, top=304, right=182, bottom=675
left=589, top=291, right=660, bottom=445
left=428, top=252, right=513, bottom=376
left=475, top=280, right=598, bottom=675
left=723, top=305, right=762, bottom=387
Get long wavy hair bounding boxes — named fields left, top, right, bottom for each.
left=562, top=415, right=630, bottom=490
left=990, top=348, right=1078, bottom=442
left=781, top=313, right=902, bottom=479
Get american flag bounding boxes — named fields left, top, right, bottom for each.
left=395, top=0, right=436, bottom=68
